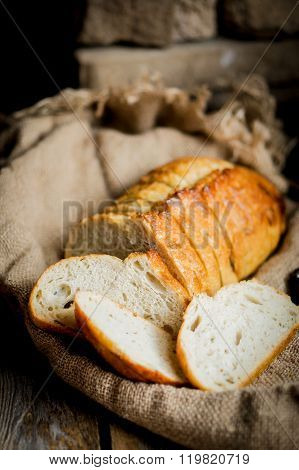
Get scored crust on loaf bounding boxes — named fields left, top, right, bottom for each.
left=165, top=195, right=221, bottom=295
left=177, top=280, right=299, bottom=392
left=65, top=157, right=233, bottom=259
left=141, top=210, right=208, bottom=296
left=172, top=185, right=237, bottom=287
left=117, top=181, right=174, bottom=205
left=75, top=291, right=186, bottom=385
left=117, top=157, right=233, bottom=205
left=64, top=156, right=285, bottom=298
left=112, top=157, right=233, bottom=216
left=29, top=252, right=188, bottom=336
left=197, top=167, right=285, bottom=279
left=140, top=156, right=233, bottom=191
left=64, top=157, right=236, bottom=297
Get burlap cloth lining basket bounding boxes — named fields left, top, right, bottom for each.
left=0, top=82, right=298, bottom=449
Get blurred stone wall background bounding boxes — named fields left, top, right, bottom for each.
left=76, top=0, right=299, bottom=182
left=76, top=0, right=299, bottom=137
left=0, top=0, right=298, bottom=178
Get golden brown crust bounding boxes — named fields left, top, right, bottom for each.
left=113, top=157, right=233, bottom=216
left=238, top=167, right=286, bottom=235
left=117, top=181, right=173, bottom=204
left=166, top=194, right=222, bottom=295
left=143, top=250, right=189, bottom=303
left=141, top=210, right=207, bottom=297
left=175, top=172, right=238, bottom=286
left=140, top=156, right=233, bottom=191
left=75, top=300, right=186, bottom=386
left=196, top=167, right=285, bottom=279
left=135, top=167, right=237, bottom=291
left=65, top=157, right=284, bottom=297
left=109, top=199, right=151, bottom=215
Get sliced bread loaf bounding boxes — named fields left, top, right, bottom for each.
left=65, top=158, right=284, bottom=298
left=75, top=291, right=186, bottom=385
left=177, top=280, right=299, bottom=391
left=64, top=157, right=233, bottom=264
left=29, top=251, right=188, bottom=336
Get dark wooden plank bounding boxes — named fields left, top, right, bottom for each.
left=105, top=410, right=182, bottom=450
left=0, top=367, right=101, bottom=449
left=111, top=424, right=153, bottom=450
left=0, top=295, right=101, bottom=450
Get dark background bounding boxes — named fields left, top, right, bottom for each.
left=0, top=0, right=84, bottom=114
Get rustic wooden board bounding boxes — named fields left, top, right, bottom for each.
left=0, top=366, right=101, bottom=450
left=102, top=407, right=181, bottom=450
left=110, top=418, right=182, bottom=450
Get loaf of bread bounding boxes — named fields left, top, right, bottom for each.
left=28, top=157, right=294, bottom=391
left=177, top=281, right=299, bottom=391
left=75, top=291, right=186, bottom=385
left=29, top=252, right=188, bottom=335
left=66, top=157, right=285, bottom=297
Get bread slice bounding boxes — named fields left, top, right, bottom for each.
left=141, top=210, right=208, bottom=296
left=177, top=280, right=299, bottom=391
left=165, top=194, right=222, bottom=295
left=67, top=213, right=208, bottom=297
left=75, top=291, right=186, bottom=385
left=171, top=186, right=237, bottom=287
left=29, top=251, right=188, bottom=336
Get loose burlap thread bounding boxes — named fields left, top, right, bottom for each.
left=0, top=84, right=298, bottom=449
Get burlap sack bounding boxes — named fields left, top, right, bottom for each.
left=0, top=84, right=298, bottom=449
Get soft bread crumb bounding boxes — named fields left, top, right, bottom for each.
left=177, top=280, right=299, bottom=391
left=75, top=291, right=186, bottom=385
left=29, top=253, right=187, bottom=336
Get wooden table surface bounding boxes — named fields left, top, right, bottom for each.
left=0, top=295, right=181, bottom=450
